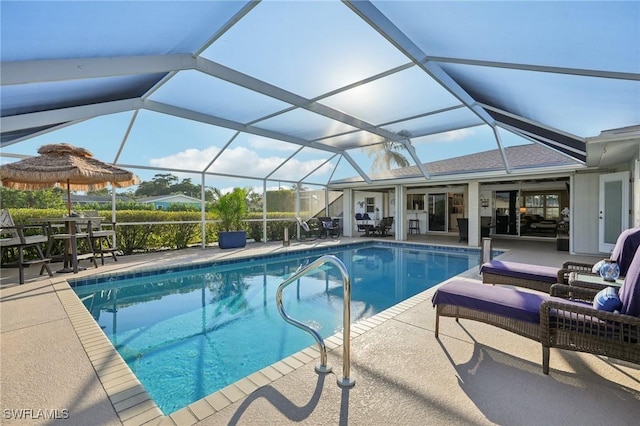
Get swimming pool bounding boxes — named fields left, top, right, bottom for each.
left=72, top=242, right=485, bottom=414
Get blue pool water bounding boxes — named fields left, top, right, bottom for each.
left=73, top=242, right=483, bottom=414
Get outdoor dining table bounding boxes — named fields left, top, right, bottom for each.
left=358, top=219, right=377, bottom=236
left=31, top=216, right=100, bottom=274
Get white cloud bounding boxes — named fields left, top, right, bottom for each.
left=415, top=128, right=475, bottom=144
left=246, top=136, right=297, bottom=152
left=149, top=146, right=220, bottom=171
left=148, top=145, right=334, bottom=182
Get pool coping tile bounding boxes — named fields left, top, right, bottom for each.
left=187, top=399, right=216, bottom=421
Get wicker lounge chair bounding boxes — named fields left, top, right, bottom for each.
left=480, top=260, right=564, bottom=292
left=481, top=226, right=640, bottom=292
left=433, top=248, right=640, bottom=375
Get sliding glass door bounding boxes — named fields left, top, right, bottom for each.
left=428, top=193, right=446, bottom=231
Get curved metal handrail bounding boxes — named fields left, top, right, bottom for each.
left=275, top=254, right=355, bottom=388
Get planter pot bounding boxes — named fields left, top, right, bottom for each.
left=218, top=231, right=247, bottom=249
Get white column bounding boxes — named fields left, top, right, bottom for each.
left=395, top=185, right=406, bottom=241
left=343, top=189, right=354, bottom=237
left=263, top=180, right=268, bottom=243
left=468, top=181, right=480, bottom=247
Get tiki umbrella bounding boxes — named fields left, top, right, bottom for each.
left=0, top=143, right=140, bottom=214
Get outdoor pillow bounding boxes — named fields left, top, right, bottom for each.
left=592, top=259, right=606, bottom=274
left=593, top=287, right=622, bottom=312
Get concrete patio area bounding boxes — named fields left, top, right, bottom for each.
left=1, top=236, right=639, bottom=425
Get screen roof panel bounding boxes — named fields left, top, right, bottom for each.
left=255, top=108, right=360, bottom=141
left=0, top=1, right=248, bottom=61
left=207, top=132, right=302, bottom=180
left=149, top=70, right=292, bottom=124
left=374, top=1, right=639, bottom=73
left=321, top=66, right=463, bottom=125
left=201, top=0, right=410, bottom=99
left=441, top=63, right=640, bottom=138
left=1, top=74, right=164, bottom=117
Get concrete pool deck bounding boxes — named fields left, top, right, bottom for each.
left=1, top=236, right=639, bottom=425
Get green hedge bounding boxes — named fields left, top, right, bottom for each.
left=4, top=209, right=302, bottom=258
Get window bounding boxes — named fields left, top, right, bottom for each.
left=365, top=197, right=375, bottom=213
left=524, top=193, right=560, bottom=219
left=406, top=194, right=424, bottom=210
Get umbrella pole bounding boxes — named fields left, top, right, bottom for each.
left=66, top=179, right=72, bottom=215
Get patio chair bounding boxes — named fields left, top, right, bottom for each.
left=432, top=247, right=640, bottom=375
left=0, top=209, right=53, bottom=284
left=295, top=216, right=319, bottom=240
left=81, top=211, right=118, bottom=265
left=457, top=218, right=468, bottom=242
left=372, top=217, right=393, bottom=237
left=318, top=217, right=340, bottom=239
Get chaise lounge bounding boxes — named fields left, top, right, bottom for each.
left=432, top=249, right=640, bottom=374
left=480, top=226, right=640, bottom=292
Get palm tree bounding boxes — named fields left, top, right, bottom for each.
left=363, top=130, right=412, bottom=172
left=291, top=183, right=308, bottom=192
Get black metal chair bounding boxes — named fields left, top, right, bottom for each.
left=373, top=217, right=393, bottom=237
left=457, top=218, right=468, bottom=242
left=318, top=217, right=340, bottom=239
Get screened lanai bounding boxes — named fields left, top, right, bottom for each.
left=1, top=1, right=639, bottom=244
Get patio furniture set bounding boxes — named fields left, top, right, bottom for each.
left=355, top=214, right=393, bottom=237
left=433, top=226, right=640, bottom=374
left=1, top=209, right=117, bottom=284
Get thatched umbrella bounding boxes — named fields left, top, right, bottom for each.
left=0, top=143, right=140, bottom=214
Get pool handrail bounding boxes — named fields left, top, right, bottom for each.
left=275, top=254, right=355, bottom=388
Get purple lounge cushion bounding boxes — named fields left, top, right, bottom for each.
left=480, top=260, right=559, bottom=283
left=618, top=247, right=640, bottom=317
left=611, top=227, right=640, bottom=277
left=432, top=280, right=589, bottom=324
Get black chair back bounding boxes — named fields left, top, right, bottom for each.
left=457, top=218, right=468, bottom=242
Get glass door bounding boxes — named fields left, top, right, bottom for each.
left=428, top=193, right=446, bottom=231
left=599, top=172, right=629, bottom=253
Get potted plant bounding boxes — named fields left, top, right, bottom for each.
left=213, top=187, right=249, bottom=249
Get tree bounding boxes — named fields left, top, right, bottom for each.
left=86, top=188, right=110, bottom=196
left=0, top=187, right=65, bottom=209
left=209, top=187, right=223, bottom=203
left=247, top=191, right=263, bottom=212
left=363, top=129, right=412, bottom=172
left=291, top=183, right=308, bottom=192
left=171, top=178, right=200, bottom=198
left=135, top=173, right=178, bottom=197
